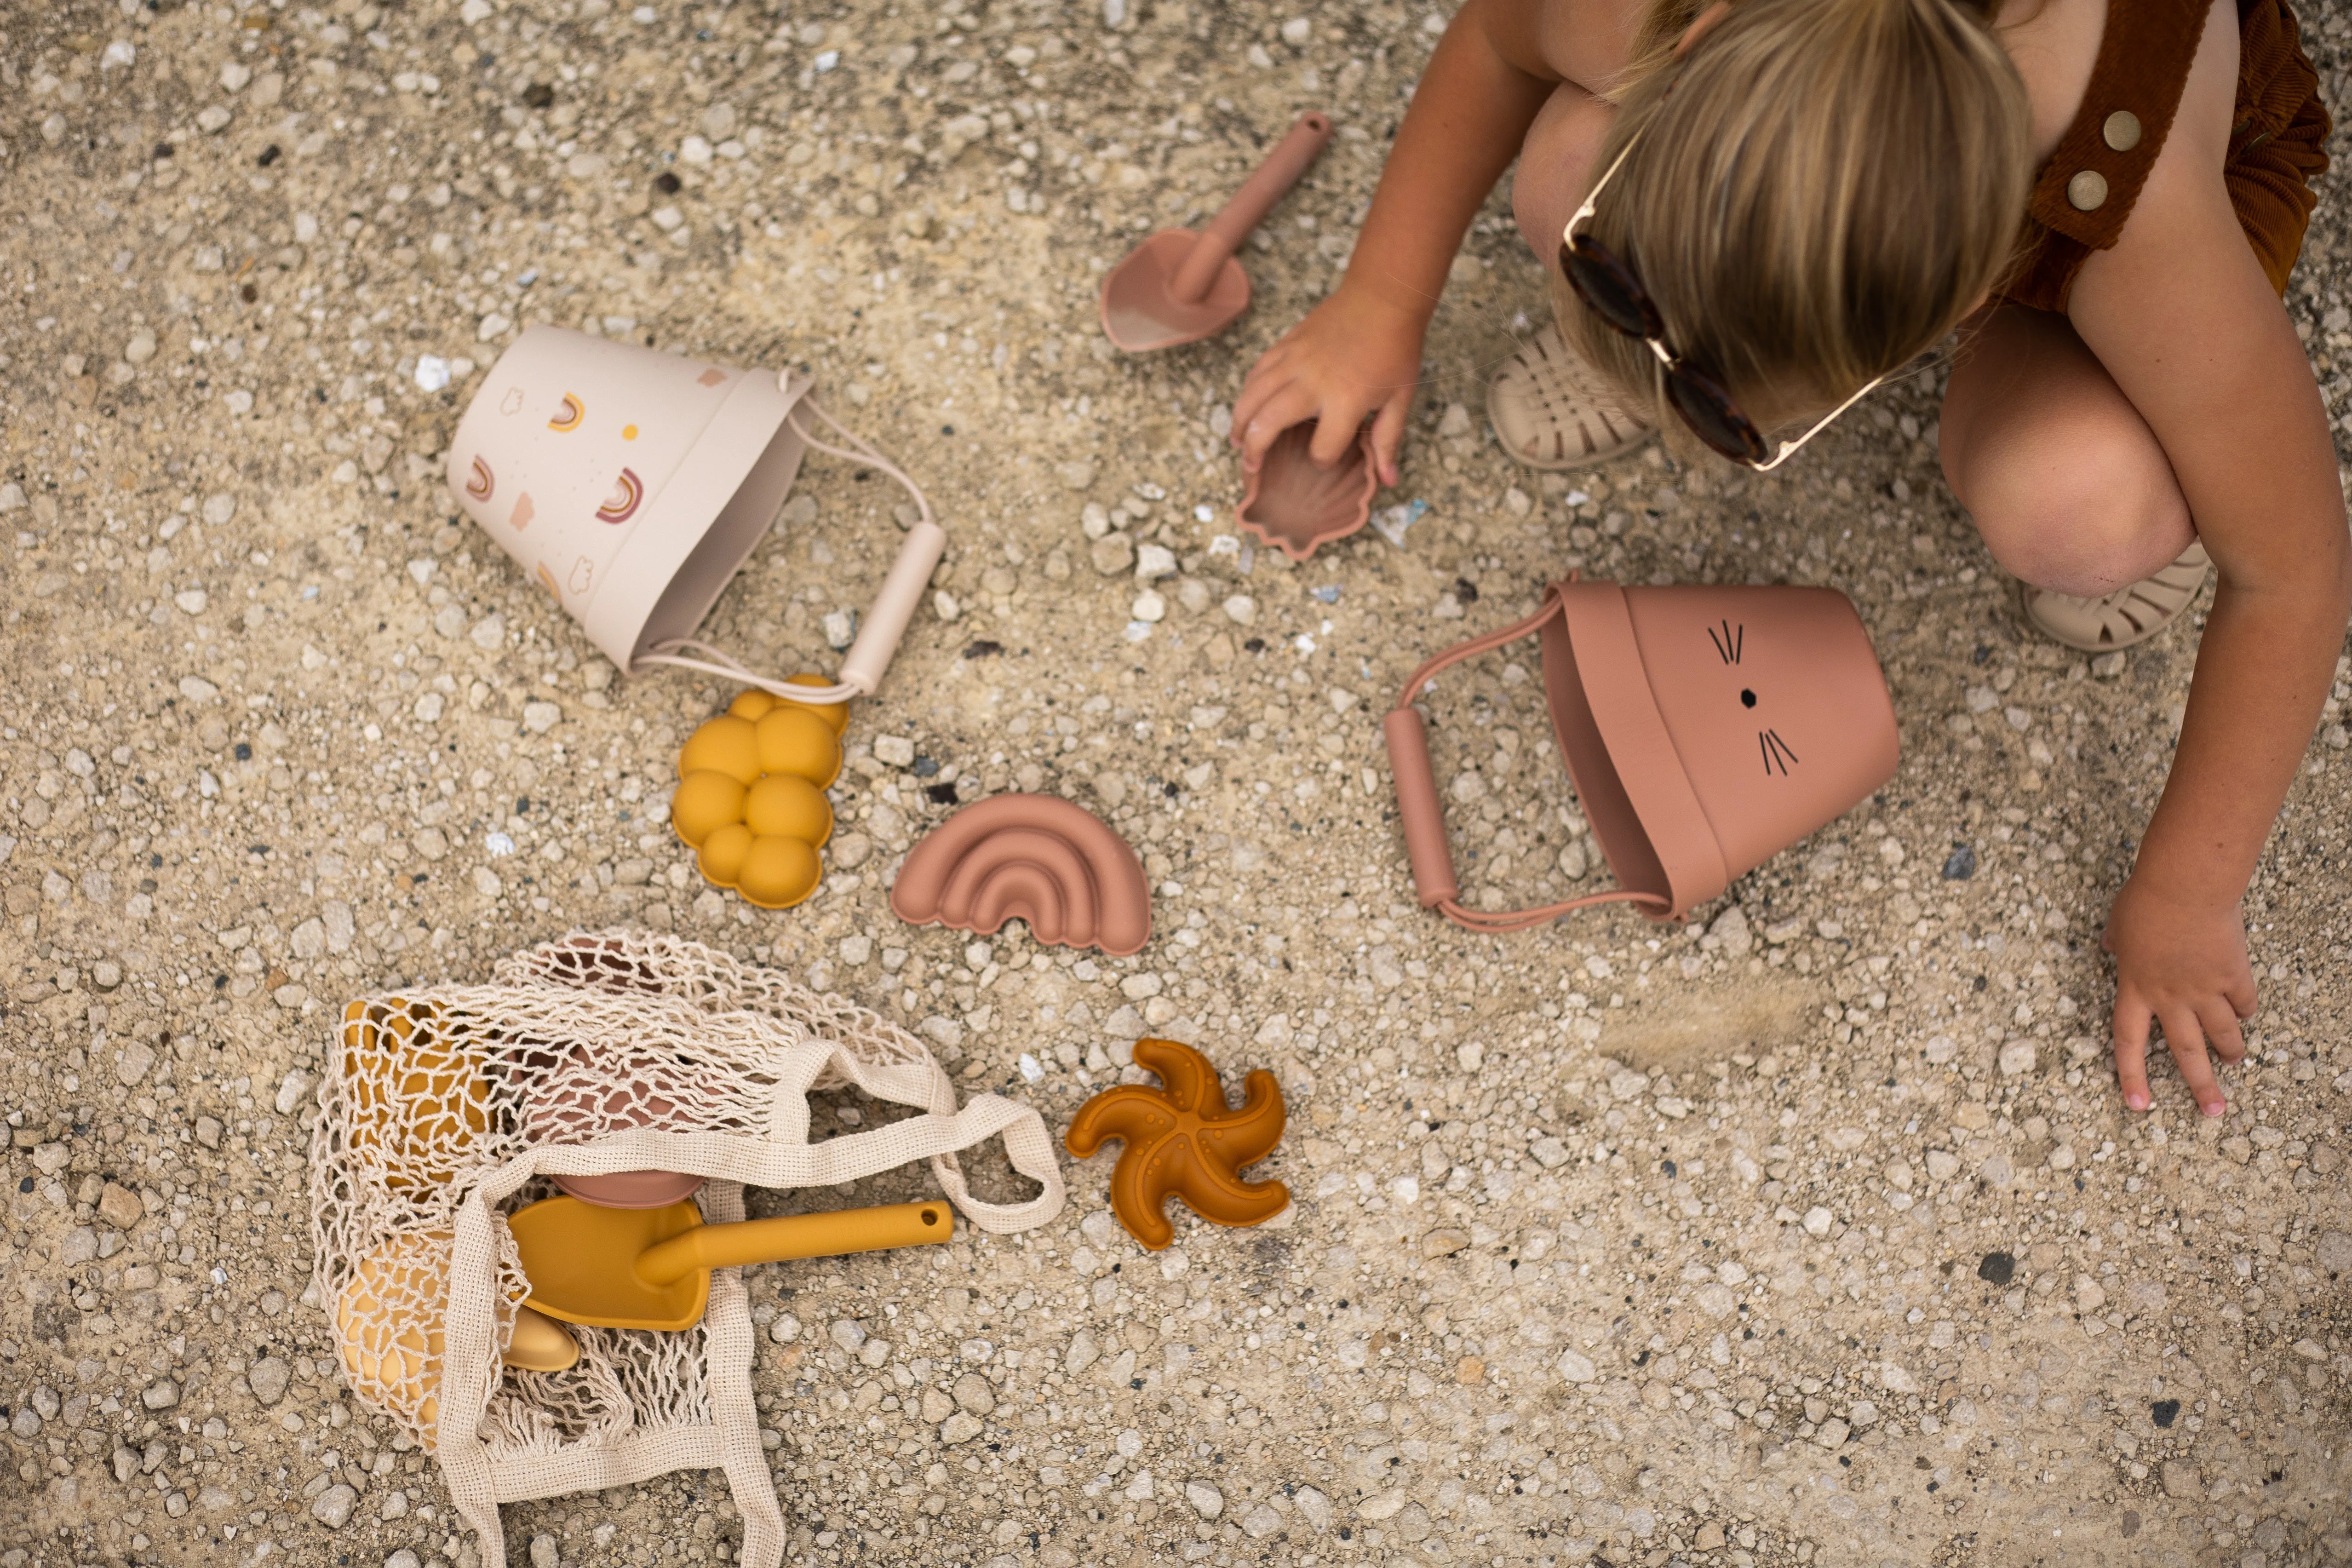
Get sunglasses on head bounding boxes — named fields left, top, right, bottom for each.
left=1559, top=133, right=1886, bottom=471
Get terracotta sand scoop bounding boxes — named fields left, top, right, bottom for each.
left=509, top=1195, right=952, bottom=1332
left=1100, top=112, right=1333, bottom=352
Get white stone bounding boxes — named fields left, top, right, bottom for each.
left=1183, top=1479, right=1224, bottom=1518
left=1557, top=1350, right=1597, bottom=1384
left=311, top=1483, right=357, bottom=1528
left=1708, top=904, right=1752, bottom=956
left=247, top=1356, right=290, bottom=1406
left=274, top=1068, right=314, bottom=1114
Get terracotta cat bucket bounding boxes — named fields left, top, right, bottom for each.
left=1385, top=578, right=1899, bottom=931
left=445, top=325, right=945, bottom=705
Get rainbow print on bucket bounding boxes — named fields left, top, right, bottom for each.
left=597, top=467, right=644, bottom=524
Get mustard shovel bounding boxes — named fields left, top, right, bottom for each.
left=508, top=1196, right=952, bottom=1332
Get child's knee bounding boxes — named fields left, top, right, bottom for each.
left=1962, top=442, right=2192, bottom=595
left=1945, top=412, right=2191, bottom=596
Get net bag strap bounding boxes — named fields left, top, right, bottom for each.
left=634, top=392, right=947, bottom=704
left=1386, top=594, right=1670, bottom=933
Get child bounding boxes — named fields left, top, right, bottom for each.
left=1233, top=0, right=2343, bottom=1118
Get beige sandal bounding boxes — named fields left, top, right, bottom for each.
left=2021, top=539, right=2211, bottom=652
left=1486, top=325, right=1653, bottom=471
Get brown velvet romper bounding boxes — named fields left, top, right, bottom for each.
left=2000, top=0, right=2332, bottom=312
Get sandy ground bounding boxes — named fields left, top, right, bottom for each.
left=7, top=0, right=2352, bottom=1565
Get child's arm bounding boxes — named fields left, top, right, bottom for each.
left=2070, top=4, right=2352, bottom=1116
left=1230, top=0, right=1558, bottom=482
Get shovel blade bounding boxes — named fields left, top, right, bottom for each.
left=1100, top=230, right=1251, bottom=351
left=510, top=1195, right=710, bottom=1332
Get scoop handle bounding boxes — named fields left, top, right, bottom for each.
left=839, top=518, right=948, bottom=696
left=1169, top=111, right=1333, bottom=304
left=635, top=1200, right=953, bottom=1286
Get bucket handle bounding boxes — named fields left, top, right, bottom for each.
left=1386, top=595, right=1671, bottom=934
left=635, top=394, right=947, bottom=705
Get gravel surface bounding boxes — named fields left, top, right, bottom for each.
left=7, top=1, right=2352, bottom=1566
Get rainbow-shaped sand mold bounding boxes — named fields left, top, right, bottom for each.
left=670, top=679, right=848, bottom=909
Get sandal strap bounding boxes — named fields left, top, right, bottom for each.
left=2022, top=539, right=2211, bottom=652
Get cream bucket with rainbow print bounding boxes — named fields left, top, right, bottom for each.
left=445, top=325, right=945, bottom=705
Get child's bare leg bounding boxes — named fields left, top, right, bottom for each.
left=1938, top=304, right=2196, bottom=597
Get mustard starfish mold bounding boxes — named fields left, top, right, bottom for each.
left=1064, top=1037, right=1289, bottom=1249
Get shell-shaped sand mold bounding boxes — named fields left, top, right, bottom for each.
left=890, top=793, right=1152, bottom=956
left=671, top=677, right=845, bottom=910
left=1235, top=419, right=1378, bottom=562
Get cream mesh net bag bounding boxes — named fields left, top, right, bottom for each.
left=306, top=930, right=1064, bottom=1568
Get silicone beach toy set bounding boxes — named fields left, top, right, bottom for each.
left=305, top=107, right=1900, bottom=1568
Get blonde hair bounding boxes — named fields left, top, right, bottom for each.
left=1555, top=0, right=2032, bottom=442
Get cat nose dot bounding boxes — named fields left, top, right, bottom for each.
left=1740, top=689, right=1757, bottom=708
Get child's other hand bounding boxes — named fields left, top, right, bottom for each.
left=2104, top=874, right=2256, bottom=1117
left=1230, top=283, right=1427, bottom=487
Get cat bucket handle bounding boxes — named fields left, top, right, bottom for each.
left=1384, top=590, right=1673, bottom=934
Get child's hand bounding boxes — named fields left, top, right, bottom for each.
left=2104, top=873, right=2257, bottom=1116
left=1230, top=283, right=1428, bottom=487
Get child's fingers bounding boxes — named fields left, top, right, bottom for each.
left=1367, top=387, right=1413, bottom=488
left=1228, top=365, right=1290, bottom=455
left=2158, top=1005, right=2227, bottom=1116
left=1307, top=404, right=1368, bottom=468
left=2222, top=962, right=2258, bottom=1023
left=1234, top=379, right=1316, bottom=470
left=2197, top=996, right=2249, bottom=1064
left=2111, top=982, right=2155, bottom=1112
